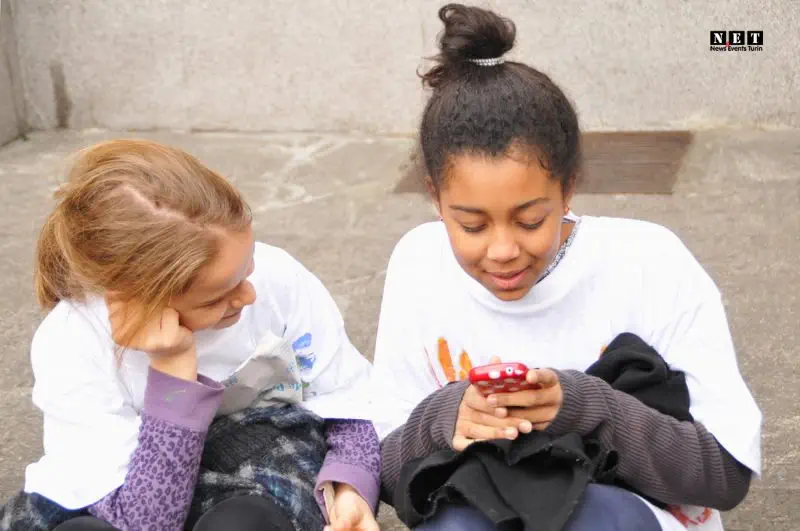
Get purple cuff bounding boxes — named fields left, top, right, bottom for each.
left=143, top=367, right=224, bottom=432
left=315, top=462, right=380, bottom=519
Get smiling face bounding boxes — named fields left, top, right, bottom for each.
left=434, top=152, right=574, bottom=301
left=170, top=226, right=257, bottom=331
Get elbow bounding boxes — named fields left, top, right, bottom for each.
left=693, top=457, right=753, bottom=511
left=714, top=468, right=752, bottom=511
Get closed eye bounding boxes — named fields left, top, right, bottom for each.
left=201, top=296, right=226, bottom=308
left=519, top=220, right=545, bottom=231
left=461, top=224, right=487, bottom=234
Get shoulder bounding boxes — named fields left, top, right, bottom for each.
left=583, top=216, right=700, bottom=264
left=250, top=241, right=315, bottom=291
left=30, top=298, right=122, bottom=415
left=249, top=241, right=335, bottom=311
left=253, top=241, right=305, bottom=275
left=581, top=216, right=720, bottom=300
left=584, top=216, right=687, bottom=254
left=31, top=298, right=112, bottom=370
left=387, top=222, right=448, bottom=276
left=380, top=222, right=449, bottom=300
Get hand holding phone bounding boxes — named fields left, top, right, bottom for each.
left=468, top=362, right=541, bottom=395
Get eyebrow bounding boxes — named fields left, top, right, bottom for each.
left=449, top=198, right=549, bottom=215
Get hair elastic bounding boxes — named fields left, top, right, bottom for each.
left=469, top=56, right=506, bottom=66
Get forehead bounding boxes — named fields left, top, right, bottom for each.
left=440, top=154, right=561, bottom=205
left=188, top=229, right=255, bottom=299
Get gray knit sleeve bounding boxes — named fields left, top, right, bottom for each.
left=548, top=370, right=751, bottom=510
left=379, top=381, right=469, bottom=499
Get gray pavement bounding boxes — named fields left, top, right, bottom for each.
left=0, top=129, right=798, bottom=530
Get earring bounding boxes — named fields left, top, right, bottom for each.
left=564, top=206, right=570, bottom=215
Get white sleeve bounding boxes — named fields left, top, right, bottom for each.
left=24, top=306, right=141, bottom=509
left=266, top=248, right=373, bottom=421
left=643, top=236, right=762, bottom=475
left=370, top=239, right=441, bottom=441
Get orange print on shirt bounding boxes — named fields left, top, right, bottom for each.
left=436, top=338, right=474, bottom=383
left=458, top=350, right=473, bottom=380
left=437, top=338, right=456, bottom=382
left=668, top=505, right=713, bottom=527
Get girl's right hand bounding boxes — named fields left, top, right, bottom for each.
left=452, top=383, right=534, bottom=451
left=108, top=299, right=198, bottom=381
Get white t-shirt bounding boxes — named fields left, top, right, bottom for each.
left=24, top=242, right=372, bottom=510
left=370, top=217, right=761, bottom=531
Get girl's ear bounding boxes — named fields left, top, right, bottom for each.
left=424, top=175, right=437, bottom=199
left=425, top=176, right=443, bottom=219
left=562, top=175, right=577, bottom=213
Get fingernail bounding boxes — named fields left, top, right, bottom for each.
left=487, top=396, right=497, bottom=406
left=505, top=428, right=517, bottom=438
left=495, top=407, right=507, bottom=418
left=520, top=421, right=533, bottom=433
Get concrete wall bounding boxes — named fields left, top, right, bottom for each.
left=9, top=0, right=800, bottom=134
left=0, top=0, right=23, bottom=145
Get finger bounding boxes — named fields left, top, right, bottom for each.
left=459, top=420, right=518, bottom=441
left=464, top=386, right=509, bottom=416
left=489, top=355, right=501, bottom=363
left=333, top=519, right=353, bottom=531
left=452, top=434, right=476, bottom=451
left=160, top=307, right=179, bottom=335
left=464, top=408, right=525, bottom=429
left=463, top=408, right=533, bottom=433
left=488, top=385, right=561, bottom=408
left=335, top=509, right=359, bottom=528
left=508, top=405, right=561, bottom=425
left=527, top=368, right=559, bottom=387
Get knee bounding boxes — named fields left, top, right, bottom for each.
left=193, top=495, right=294, bottom=531
left=564, top=485, right=661, bottom=531
left=53, top=516, right=118, bottom=530
left=413, top=505, right=496, bottom=531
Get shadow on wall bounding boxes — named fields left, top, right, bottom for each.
left=50, top=62, right=72, bottom=129
left=394, top=131, right=694, bottom=196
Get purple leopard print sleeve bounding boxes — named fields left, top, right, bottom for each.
left=88, top=368, right=223, bottom=531
left=315, top=419, right=381, bottom=518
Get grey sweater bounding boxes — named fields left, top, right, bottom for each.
left=381, top=371, right=751, bottom=512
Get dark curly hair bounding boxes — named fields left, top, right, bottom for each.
left=420, top=3, right=583, bottom=197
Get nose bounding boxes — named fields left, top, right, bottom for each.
left=486, top=228, right=521, bottom=263
left=230, top=280, right=256, bottom=310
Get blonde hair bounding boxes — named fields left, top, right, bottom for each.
left=34, top=138, right=252, bottom=344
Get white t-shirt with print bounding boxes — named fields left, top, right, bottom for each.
left=370, top=217, right=761, bottom=531
left=24, top=242, right=372, bottom=510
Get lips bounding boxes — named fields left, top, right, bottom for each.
left=486, top=267, right=530, bottom=291
left=490, top=269, right=527, bottom=279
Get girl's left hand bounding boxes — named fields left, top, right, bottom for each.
left=486, top=369, right=564, bottom=430
left=325, top=484, right=379, bottom=531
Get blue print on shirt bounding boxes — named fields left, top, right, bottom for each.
left=292, top=333, right=312, bottom=351
left=293, top=332, right=316, bottom=371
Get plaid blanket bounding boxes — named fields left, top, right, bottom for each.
left=0, top=404, right=327, bottom=531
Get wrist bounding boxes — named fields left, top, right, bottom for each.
left=149, top=346, right=198, bottom=381
left=546, top=370, right=592, bottom=436
left=334, top=482, right=359, bottom=497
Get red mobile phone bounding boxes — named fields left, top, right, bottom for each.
left=468, top=362, right=539, bottom=395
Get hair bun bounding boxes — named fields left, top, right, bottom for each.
left=421, top=4, right=516, bottom=88
left=438, top=4, right=515, bottom=63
